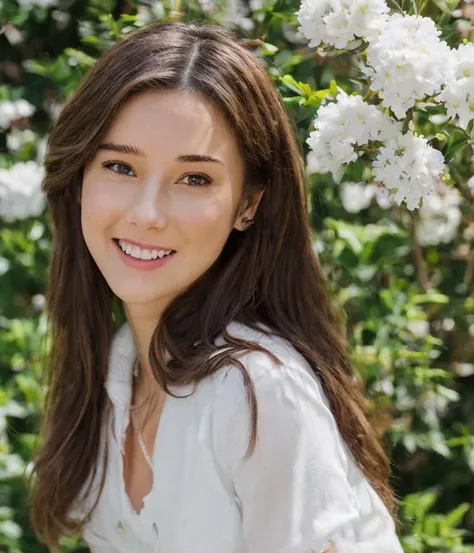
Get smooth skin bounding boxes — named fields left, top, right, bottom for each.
left=81, top=88, right=263, bottom=390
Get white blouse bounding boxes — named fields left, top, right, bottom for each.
left=70, top=320, right=405, bottom=553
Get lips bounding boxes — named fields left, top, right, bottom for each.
left=115, top=238, right=176, bottom=253
left=113, top=238, right=176, bottom=257
left=112, top=239, right=177, bottom=271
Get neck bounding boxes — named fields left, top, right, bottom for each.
left=133, top=358, right=166, bottom=402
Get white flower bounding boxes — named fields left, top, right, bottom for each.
left=407, top=319, right=430, bottom=337
left=306, top=88, right=401, bottom=178
left=0, top=99, right=36, bottom=129
left=0, top=453, right=25, bottom=480
left=44, top=100, right=64, bottom=121
left=435, top=42, right=474, bottom=131
left=32, top=294, right=46, bottom=311
left=361, top=13, right=454, bottom=119
left=249, top=0, right=262, bottom=11
left=372, top=184, right=391, bottom=209
left=222, top=0, right=255, bottom=31
left=6, top=128, right=37, bottom=152
left=340, top=181, right=392, bottom=213
left=372, top=130, right=447, bottom=210
left=395, top=385, right=417, bottom=410
left=0, top=161, right=46, bottom=222
left=306, top=150, right=324, bottom=175
left=340, top=181, right=374, bottom=213
left=136, top=1, right=165, bottom=25
left=36, top=137, right=48, bottom=164
left=296, top=0, right=390, bottom=51
left=416, top=187, right=462, bottom=246
left=3, top=24, right=24, bottom=46
left=51, top=10, right=71, bottom=30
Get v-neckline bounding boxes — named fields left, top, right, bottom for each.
left=106, top=321, right=200, bottom=519
left=119, top=392, right=170, bottom=518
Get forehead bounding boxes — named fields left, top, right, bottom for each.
left=103, top=89, right=242, bottom=168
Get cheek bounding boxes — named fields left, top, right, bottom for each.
left=175, top=195, right=235, bottom=248
left=81, top=176, right=123, bottom=236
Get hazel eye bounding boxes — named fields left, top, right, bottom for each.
left=102, top=161, right=135, bottom=177
left=181, top=173, right=212, bottom=187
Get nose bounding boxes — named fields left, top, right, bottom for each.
left=125, top=178, right=168, bottom=230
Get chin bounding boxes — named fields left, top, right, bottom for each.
left=102, top=264, right=206, bottom=308
left=106, top=281, right=168, bottom=305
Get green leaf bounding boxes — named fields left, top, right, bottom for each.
left=64, top=48, right=97, bottom=68
left=279, top=75, right=303, bottom=95
left=119, top=13, right=139, bottom=22
left=444, top=136, right=468, bottom=162
left=261, top=43, right=279, bottom=55
left=329, top=79, right=338, bottom=98
left=22, top=59, right=50, bottom=77
left=313, top=87, right=332, bottom=99
left=429, top=0, right=457, bottom=14
left=444, top=503, right=470, bottom=528
left=15, top=374, right=41, bottom=405
left=279, top=75, right=312, bottom=97
left=413, top=292, right=449, bottom=304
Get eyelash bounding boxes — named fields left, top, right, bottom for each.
left=101, top=160, right=213, bottom=187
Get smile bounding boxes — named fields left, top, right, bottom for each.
left=112, top=239, right=177, bottom=271
left=118, top=239, right=175, bottom=260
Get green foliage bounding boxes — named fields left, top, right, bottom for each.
left=401, top=492, right=474, bottom=552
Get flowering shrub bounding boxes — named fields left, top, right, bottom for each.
left=0, top=0, right=473, bottom=551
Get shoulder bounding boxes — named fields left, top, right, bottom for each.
left=210, top=320, right=331, bottom=418
left=209, top=321, right=353, bottom=481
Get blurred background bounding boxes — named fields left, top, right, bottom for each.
left=1, top=0, right=474, bottom=551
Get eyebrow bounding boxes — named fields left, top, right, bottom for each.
left=97, top=142, right=224, bottom=165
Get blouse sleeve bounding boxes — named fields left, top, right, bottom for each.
left=212, top=350, right=403, bottom=553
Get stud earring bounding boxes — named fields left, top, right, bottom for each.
left=242, top=217, right=255, bottom=230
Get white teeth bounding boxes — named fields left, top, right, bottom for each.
left=118, top=240, right=173, bottom=260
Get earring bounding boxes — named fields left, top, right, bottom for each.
left=242, top=217, right=255, bottom=230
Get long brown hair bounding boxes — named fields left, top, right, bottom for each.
left=28, top=20, right=400, bottom=551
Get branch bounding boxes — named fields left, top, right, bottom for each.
left=410, top=212, right=432, bottom=291
left=464, top=247, right=474, bottom=296
left=449, top=164, right=474, bottom=210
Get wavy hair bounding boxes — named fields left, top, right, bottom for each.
left=28, top=20, right=400, bottom=551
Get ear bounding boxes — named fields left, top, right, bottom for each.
left=233, top=188, right=265, bottom=231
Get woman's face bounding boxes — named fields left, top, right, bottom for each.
left=81, top=89, right=253, bottom=317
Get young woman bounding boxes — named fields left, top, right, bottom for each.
left=28, top=20, right=405, bottom=553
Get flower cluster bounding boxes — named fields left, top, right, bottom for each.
left=372, top=130, right=447, bottom=211
left=305, top=89, right=401, bottom=180
left=338, top=181, right=390, bottom=213
left=0, top=162, right=45, bottom=222
left=361, top=13, right=454, bottom=119
left=0, top=99, right=36, bottom=129
left=416, top=186, right=463, bottom=247
left=435, top=42, right=474, bottom=131
left=296, top=0, right=390, bottom=50
left=306, top=87, right=449, bottom=211
left=298, top=0, right=473, bottom=228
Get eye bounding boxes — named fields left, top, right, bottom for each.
left=180, top=173, right=213, bottom=187
left=101, top=161, right=211, bottom=187
left=102, top=160, right=136, bottom=177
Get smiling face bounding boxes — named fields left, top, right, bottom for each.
left=81, top=89, right=253, bottom=319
